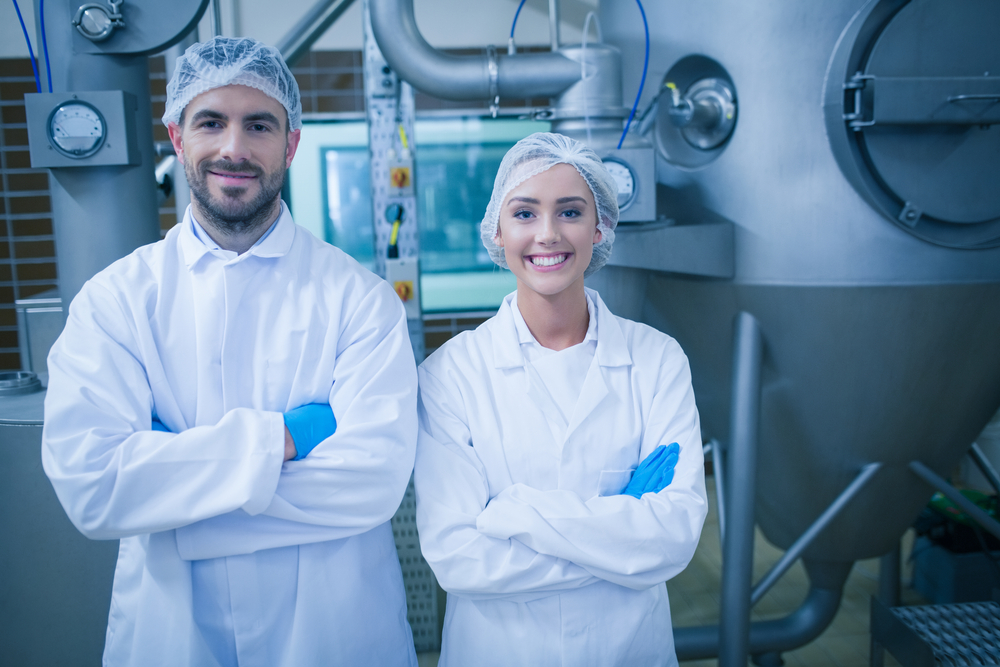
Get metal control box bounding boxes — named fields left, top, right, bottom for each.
left=25, top=90, right=140, bottom=168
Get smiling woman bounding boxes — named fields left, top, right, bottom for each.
left=413, top=132, right=708, bottom=667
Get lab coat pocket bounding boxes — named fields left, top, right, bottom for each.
left=597, top=469, right=634, bottom=497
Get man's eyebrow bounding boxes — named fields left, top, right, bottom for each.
left=190, top=109, right=227, bottom=124
left=244, top=111, right=282, bottom=126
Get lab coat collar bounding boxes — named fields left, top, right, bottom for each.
left=490, top=288, right=632, bottom=369
left=179, top=201, right=295, bottom=269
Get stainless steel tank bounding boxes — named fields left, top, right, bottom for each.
left=0, top=378, right=118, bottom=665
left=593, top=0, right=1000, bottom=563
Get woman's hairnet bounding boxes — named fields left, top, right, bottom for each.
left=481, top=132, right=619, bottom=277
left=163, top=37, right=302, bottom=131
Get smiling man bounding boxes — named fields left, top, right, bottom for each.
left=41, top=37, right=419, bottom=666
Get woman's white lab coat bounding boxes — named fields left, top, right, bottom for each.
left=42, top=206, right=418, bottom=667
left=415, top=288, right=708, bottom=666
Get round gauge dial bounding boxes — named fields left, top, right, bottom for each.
left=604, top=159, right=636, bottom=210
left=47, top=101, right=106, bottom=158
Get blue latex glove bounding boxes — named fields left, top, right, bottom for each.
left=283, top=403, right=337, bottom=461
left=621, top=442, right=681, bottom=498
left=150, top=417, right=171, bottom=433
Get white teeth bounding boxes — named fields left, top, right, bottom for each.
left=531, top=254, right=567, bottom=267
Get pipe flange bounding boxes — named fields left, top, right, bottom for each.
left=0, top=371, right=43, bottom=396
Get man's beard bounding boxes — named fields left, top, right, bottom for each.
left=186, top=157, right=286, bottom=236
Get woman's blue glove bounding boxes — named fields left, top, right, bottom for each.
left=621, top=442, right=681, bottom=498
left=283, top=404, right=337, bottom=461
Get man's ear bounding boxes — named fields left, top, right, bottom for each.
left=285, top=129, right=302, bottom=168
left=167, top=122, right=184, bottom=164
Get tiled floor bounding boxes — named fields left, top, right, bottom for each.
left=416, top=476, right=928, bottom=667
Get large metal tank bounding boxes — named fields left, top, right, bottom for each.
left=0, top=378, right=118, bottom=665
left=593, top=0, right=1000, bottom=563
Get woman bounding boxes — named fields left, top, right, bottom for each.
left=414, top=132, right=707, bottom=666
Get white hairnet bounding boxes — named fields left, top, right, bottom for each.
left=163, top=37, right=302, bottom=131
left=481, top=132, right=619, bottom=277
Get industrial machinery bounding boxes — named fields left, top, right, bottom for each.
left=4, top=0, right=999, bottom=663
left=369, top=0, right=1000, bottom=663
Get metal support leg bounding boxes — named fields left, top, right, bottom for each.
left=711, top=439, right=728, bottom=546
left=871, top=542, right=901, bottom=667
left=969, top=442, right=1000, bottom=496
left=910, top=461, right=1000, bottom=541
left=720, top=312, right=764, bottom=667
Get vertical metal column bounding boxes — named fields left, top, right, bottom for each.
left=363, top=0, right=435, bottom=651
left=720, top=312, right=764, bottom=667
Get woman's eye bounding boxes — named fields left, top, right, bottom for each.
left=561, top=208, right=582, bottom=219
left=513, top=210, right=534, bottom=220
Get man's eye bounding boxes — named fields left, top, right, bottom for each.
left=250, top=124, right=270, bottom=132
left=201, top=121, right=221, bottom=129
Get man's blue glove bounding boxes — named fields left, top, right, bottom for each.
left=150, top=417, right=171, bottom=432
left=283, top=404, right=337, bottom=461
left=621, top=442, right=681, bottom=498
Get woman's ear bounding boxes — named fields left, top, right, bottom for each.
left=593, top=226, right=603, bottom=244
left=495, top=226, right=504, bottom=247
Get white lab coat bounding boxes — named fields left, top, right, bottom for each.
left=415, top=289, right=707, bottom=667
left=42, top=205, right=419, bottom=667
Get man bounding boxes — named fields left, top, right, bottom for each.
left=41, top=37, right=418, bottom=666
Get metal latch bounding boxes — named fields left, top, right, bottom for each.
left=844, top=72, right=1000, bottom=130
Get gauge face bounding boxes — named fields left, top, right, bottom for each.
left=48, top=102, right=106, bottom=158
left=604, top=159, right=636, bottom=210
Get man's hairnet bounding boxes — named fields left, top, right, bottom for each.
left=163, top=37, right=302, bottom=131
left=481, top=132, right=619, bottom=277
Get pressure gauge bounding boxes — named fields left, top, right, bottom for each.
left=47, top=101, right=107, bottom=158
left=604, top=158, right=637, bottom=210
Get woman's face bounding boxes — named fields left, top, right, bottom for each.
left=496, top=163, right=602, bottom=299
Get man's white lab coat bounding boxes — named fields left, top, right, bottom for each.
left=415, top=289, right=707, bottom=666
left=42, top=205, right=418, bottom=666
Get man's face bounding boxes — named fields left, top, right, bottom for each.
left=167, top=84, right=301, bottom=234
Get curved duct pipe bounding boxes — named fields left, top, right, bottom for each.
left=369, top=0, right=581, bottom=101
left=674, top=560, right=851, bottom=661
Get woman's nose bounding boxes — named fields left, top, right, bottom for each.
left=536, top=215, right=560, bottom=244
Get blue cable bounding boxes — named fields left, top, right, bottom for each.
left=510, top=0, right=527, bottom=41
left=11, top=0, right=42, bottom=94
left=617, top=0, right=649, bottom=149
left=40, top=0, right=52, bottom=92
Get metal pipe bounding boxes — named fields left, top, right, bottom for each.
left=909, top=461, right=1000, bottom=541
left=719, top=312, right=764, bottom=667
left=38, top=0, right=160, bottom=306
left=969, top=442, right=1000, bottom=495
left=750, top=462, right=881, bottom=605
left=212, top=0, right=223, bottom=36
left=548, top=0, right=560, bottom=51
left=368, top=0, right=580, bottom=101
left=709, top=439, right=727, bottom=545
left=675, top=561, right=850, bottom=660
left=277, top=0, right=358, bottom=67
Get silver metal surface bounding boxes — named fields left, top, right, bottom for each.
left=0, top=371, right=43, bottom=397
left=750, top=462, right=881, bottom=606
left=35, top=0, right=207, bottom=306
left=65, top=0, right=209, bottom=56
left=719, top=312, right=763, bottom=667
left=277, top=0, right=358, bottom=67
left=548, top=0, right=560, bottom=51
left=369, top=0, right=580, bottom=101
left=0, top=406, right=119, bottom=664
